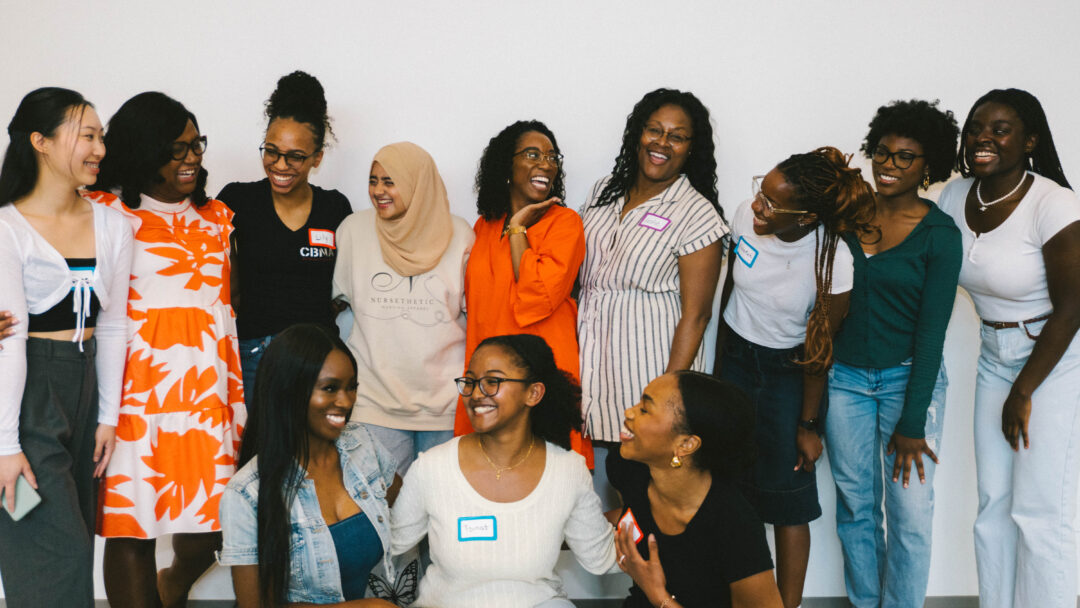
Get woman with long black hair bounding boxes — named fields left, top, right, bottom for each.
left=220, top=323, right=399, bottom=607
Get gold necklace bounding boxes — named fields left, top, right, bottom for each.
left=476, top=435, right=535, bottom=481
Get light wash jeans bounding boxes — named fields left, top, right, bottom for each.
left=361, top=423, right=454, bottom=476
left=238, top=335, right=273, bottom=407
left=973, top=320, right=1080, bottom=608
left=825, top=359, right=947, bottom=608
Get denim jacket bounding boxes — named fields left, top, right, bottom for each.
left=218, top=422, right=398, bottom=603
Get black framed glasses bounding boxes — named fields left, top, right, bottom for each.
left=170, top=136, right=207, bottom=161
left=752, top=175, right=809, bottom=216
left=642, top=124, right=691, bottom=146
left=260, top=145, right=317, bottom=169
left=513, top=147, right=563, bottom=166
left=871, top=146, right=924, bottom=169
left=454, top=376, right=533, bottom=397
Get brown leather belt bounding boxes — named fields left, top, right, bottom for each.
left=982, top=311, right=1053, bottom=330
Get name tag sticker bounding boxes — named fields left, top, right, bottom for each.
left=637, top=212, right=671, bottom=232
left=309, top=229, right=336, bottom=249
left=458, top=516, right=497, bottom=542
left=735, top=236, right=759, bottom=268
left=618, top=508, right=644, bottom=544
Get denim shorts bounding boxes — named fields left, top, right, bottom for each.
left=719, top=331, right=822, bottom=525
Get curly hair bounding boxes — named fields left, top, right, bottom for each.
left=0, top=87, right=92, bottom=206
left=861, top=99, right=960, bottom=186
left=956, top=88, right=1071, bottom=189
left=776, top=147, right=877, bottom=374
left=592, top=88, right=722, bottom=218
left=236, top=323, right=357, bottom=608
left=97, top=92, right=209, bottom=208
left=475, top=334, right=582, bottom=450
left=474, top=120, right=566, bottom=221
left=672, top=371, right=755, bottom=480
left=265, top=70, right=334, bottom=150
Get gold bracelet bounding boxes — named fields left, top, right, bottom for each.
left=659, top=594, right=676, bottom=608
left=504, top=225, right=527, bottom=237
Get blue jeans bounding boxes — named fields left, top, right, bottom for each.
left=973, top=320, right=1080, bottom=608
left=825, top=359, right=947, bottom=608
left=238, top=335, right=273, bottom=407
left=361, top=424, right=454, bottom=476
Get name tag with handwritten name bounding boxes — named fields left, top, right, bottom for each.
left=309, top=228, right=336, bottom=248
left=638, top=212, right=671, bottom=232
left=458, top=516, right=497, bottom=541
left=618, top=508, right=644, bottom=543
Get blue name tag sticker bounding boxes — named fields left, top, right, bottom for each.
left=735, top=236, right=759, bottom=268
left=458, top=516, right=497, bottom=542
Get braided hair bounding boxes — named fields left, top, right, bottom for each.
left=592, top=88, right=723, bottom=219
left=776, top=147, right=877, bottom=373
left=957, top=88, right=1070, bottom=189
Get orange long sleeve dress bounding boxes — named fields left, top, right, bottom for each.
left=455, top=205, right=593, bottom=466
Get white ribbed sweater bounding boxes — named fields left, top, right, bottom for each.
left=391, top=437, right=615, bottom=607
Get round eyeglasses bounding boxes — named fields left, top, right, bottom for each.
left=752, top=175, right=809, bottom=216
left=169, top=136, right=207, bottom=161
left=513, top=147, right=563, bottom=166
left=454, top=376, right=533, bottom=397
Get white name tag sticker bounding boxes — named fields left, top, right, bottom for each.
left=735, top=236, right=759, bottom=268
left=637, top=212, right=671, bottom=232
left=308, top=228, right=336, bottom=249
left=458, top=516, right=497, bottom=541
left=618, top=508, right=644, bottom=544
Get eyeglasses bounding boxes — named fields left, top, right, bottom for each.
left=454, top=376, right=533, bottom=397
left=260, top=145, right=316, bottom=169
left=642, top=124, right=691, bottom=146
left=871, top=146, right=924, bottom=170
left=170, top=136, right=208, bottom=161
left=752, top=175, right=809, bottom=216
left=513, top=147, right=563, bottom=167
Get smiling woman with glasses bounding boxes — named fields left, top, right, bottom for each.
left=89, top=91, right=246, bottom=608
left=216, top=71, right=353, bottom=408
left=822, top=99, right=961, bottom=608
left=393, top=333, right=615, bottom=608
left=714, top=147, right=875, bottom=608
left=455, top=121, right=592, bottom=467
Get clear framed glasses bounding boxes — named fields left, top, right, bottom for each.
left=170, top=136, right=207, bottom=161
left=752, top=175, right=809, bottom=216
left=513, top=147, right=563, bottom=166
left=642, top=124, right=691, bottom=146
left=260, top=145, right=316, bottom=169
left=454, top=376, right=533, bottom=397
left=871, top=145, right=924, bottom=169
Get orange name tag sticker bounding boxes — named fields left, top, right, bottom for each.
left=309, top=228, right=335, bottom=249
left=618, top=508, right=644, bottom=544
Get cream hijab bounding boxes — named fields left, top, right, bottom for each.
left=372, top=142, right=453, bottom=276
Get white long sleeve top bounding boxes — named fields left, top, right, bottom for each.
left=391, top=437, right=616, bottom=608
left=0, top=198, right=132, bottom=454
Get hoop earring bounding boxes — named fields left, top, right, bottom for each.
left=921, top=173, right=931, bottom=190
left=670, top=455, right=682, bottom=469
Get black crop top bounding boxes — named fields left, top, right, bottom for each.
left=27, top=258, right=101, bottom=332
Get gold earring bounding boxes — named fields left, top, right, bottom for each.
left=670, top=455, right=682, bottom=469
left=921, top=173, right=931, bottom=190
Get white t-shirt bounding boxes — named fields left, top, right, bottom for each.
left=333, top=209, right=473, bottom=430
left=390, top=437, right=615, bottom=608
left=938, top=174, right=1080, bottom=322
left=723, top=199, right=854, bottom=349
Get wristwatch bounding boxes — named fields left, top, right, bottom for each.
left=797, top=418, right=818, bottom=431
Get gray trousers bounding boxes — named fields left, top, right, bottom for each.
left=0, top=338, right=98, bottom=608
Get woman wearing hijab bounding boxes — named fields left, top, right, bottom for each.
left=333, top=141, right=472, bottom=474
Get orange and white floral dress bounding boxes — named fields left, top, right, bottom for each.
left=89, top=191, right=245, bottom=539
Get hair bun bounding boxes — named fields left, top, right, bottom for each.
left=264, top=71, right=333, bottom=148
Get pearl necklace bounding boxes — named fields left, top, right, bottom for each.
left=976, top=171, right=1029, bottom=212
left=476, top=435, right=535, bottom=481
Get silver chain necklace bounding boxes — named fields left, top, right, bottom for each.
left=976, top=171, right=1029, bottom=212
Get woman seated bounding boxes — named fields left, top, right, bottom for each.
left=392, top=334, right=615, bottom=608
left=611, top=371, right=783, bottom=608
left=219, top=323, right=401, bottom=607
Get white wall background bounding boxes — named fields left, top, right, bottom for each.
left=3, top=0, right=1080, bottom=601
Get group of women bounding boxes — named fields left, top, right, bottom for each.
left=0, top=70, right=1077, bottom=608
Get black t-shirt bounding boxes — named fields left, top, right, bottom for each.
left=607, top=449, right=774, bottom=608
left=218, top=179, right=352, bottom=338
